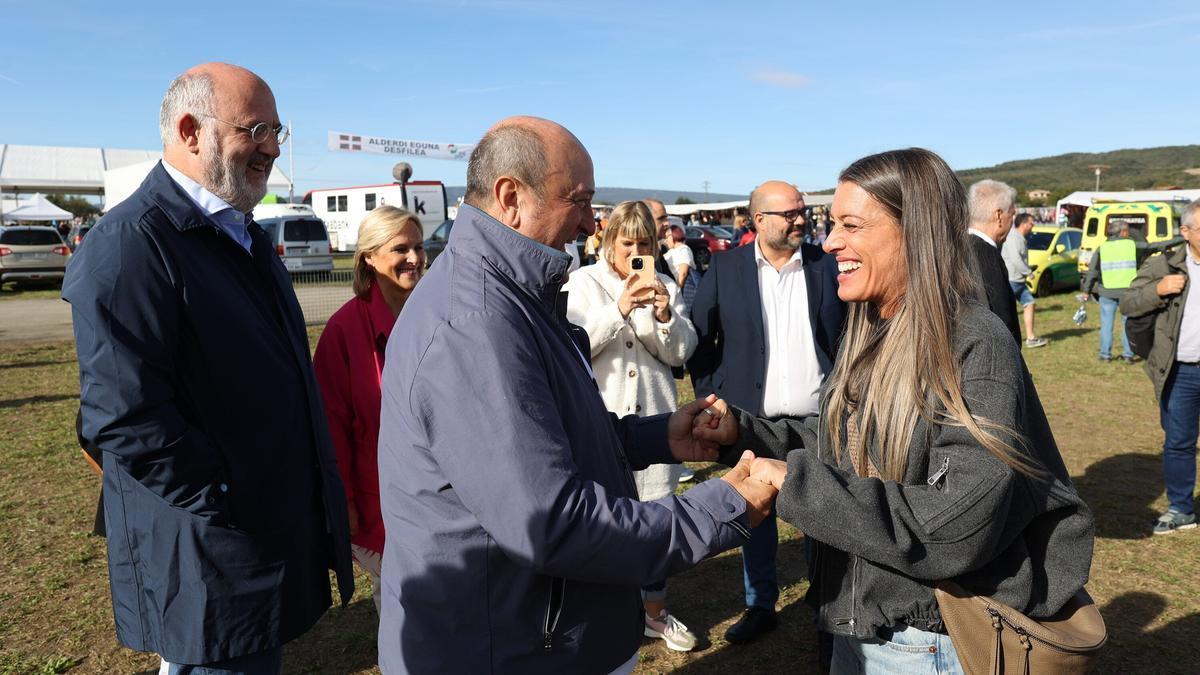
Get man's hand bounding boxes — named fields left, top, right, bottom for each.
left=668, top=394, right=723, bottom=462
left=750, top=457, right=788, bottom=491
left=1157, top=274, right=1186, bottom=297
left=721, top=450, right=777, bottom=527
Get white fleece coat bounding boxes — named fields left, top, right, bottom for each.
left=564, top=259, right=699, bottom=500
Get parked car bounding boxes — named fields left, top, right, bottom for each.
left=1025, top=225, right=1083, bottom=296
left=66, top=224, right=92, bottom=252
left=423, top=219, right=454, bottom=265
left=0, top=225, right=71, bottom=285
left=684, top=225, right=733, bottom=269
left=252, top=204, right=334, bottom=276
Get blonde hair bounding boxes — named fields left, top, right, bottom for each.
left=602, top=201, right=658, bottom=264
left=827, top=149, right=1043, bottom=481
left=352, top=206, right=424, bottom=298
left=734, top=214, right=749, bottom=229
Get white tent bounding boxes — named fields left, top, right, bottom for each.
left=663, top=193, right=833, bottom=216
left=1056, top=189, right=1200, bottom=210
left=1, top=193, right=74, bottom=222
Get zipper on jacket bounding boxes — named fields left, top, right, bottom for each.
left=927, top=456, right=950, bottom=487
left=542, top=577, right=566, bottom=651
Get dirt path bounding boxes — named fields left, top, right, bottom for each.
left=0, top=285, right=352, bottom=342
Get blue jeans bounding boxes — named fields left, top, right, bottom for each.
left=1161, top=363, right=1200, bottom=515
left=1098, top=296, right=1133, bottom=359
left=741, top=509, right=779, bottom=608
left=1009, top=281, right=1035, bottom=307
left=160, top=647, right=282, bottom=675
left=832, top=625, right=964, bottom=675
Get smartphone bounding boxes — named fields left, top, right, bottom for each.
left=630, top=255, right=656, bottom=284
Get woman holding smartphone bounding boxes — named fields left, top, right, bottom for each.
left=564, top=200, right=700, bottom=652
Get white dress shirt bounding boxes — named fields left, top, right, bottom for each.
left=162, top=160, right=253, bottom=252
left=755, top=241, right=823, bottom=418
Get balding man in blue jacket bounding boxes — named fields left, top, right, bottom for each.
left=63, top=63, right=352, bottom=674
left=377, top=116, right=777, bottom=674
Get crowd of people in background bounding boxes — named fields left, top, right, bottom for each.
left=65, top=59, right=1200, bottom=674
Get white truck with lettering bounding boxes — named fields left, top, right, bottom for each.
left=307, top=181, right=449, bottom=251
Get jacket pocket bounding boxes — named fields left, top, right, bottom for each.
left=117, top=468, right=283, bottom=660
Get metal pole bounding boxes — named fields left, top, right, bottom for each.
left=288, top=119, right=295, bottom=203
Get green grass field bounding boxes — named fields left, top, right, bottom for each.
left=1, top=294, right=1197, bottom=674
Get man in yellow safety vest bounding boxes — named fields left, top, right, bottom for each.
left=1082, top=221, right=1139, bottom=362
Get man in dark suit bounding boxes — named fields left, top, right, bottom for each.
left=63, top=63, right=353, bottom=675
left=687, top=180, right=846, bottom=644
left=966, top=179, right=1022, bottom=346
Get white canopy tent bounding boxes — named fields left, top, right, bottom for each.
left=1056, top=189, right=1200, bottom=210
left=663, top=193, right=832, bottom=216
left=1, top=193, right=74, bottom=222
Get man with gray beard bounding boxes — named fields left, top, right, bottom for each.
left=62, top=63, right=353, bottom=674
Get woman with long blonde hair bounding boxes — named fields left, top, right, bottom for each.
left=696, top=148, right=1093, bottom=673
left=314, top=206, right=425, bottom=612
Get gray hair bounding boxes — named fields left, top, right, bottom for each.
left=1106, top=220, right=1129, bottom=237
left=1184, top=198, right=1200, bottom=230
left=967, top=179, right=1017, bottom=225
left=463, top=125, right=547, bottom=207
left=159, top=72, right=215, bottom=146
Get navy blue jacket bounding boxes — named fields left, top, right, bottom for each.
left=687, top=242, right=846, bottom=413
left=62, top=163, right=353, bottom=664
left=376, top=205, right=753, bottom=674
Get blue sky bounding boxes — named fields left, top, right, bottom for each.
left=2, top=0, right=1198, bottom=197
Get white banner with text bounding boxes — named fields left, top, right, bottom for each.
left=327, top=132, right=475, bottom=161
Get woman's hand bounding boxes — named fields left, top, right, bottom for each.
left=750, top=457, right=788, bottom=491
left=617, top=275, right=657, bottom=318
left=652, top=279, right=671, bottom=323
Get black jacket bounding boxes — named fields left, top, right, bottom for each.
left=687, top=242, right=846, bottom=414
left=969, top=233, right=1021, bottom=346
left=722, top=303, right=1094, bottom=639
left=63, top=163, right=353, bottom=664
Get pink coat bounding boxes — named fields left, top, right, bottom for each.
left=313, top=283, right=395, bottom=554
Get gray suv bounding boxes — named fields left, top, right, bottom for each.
left=0, top=226, right=71, bottom=285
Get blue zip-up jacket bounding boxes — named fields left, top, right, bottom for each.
left=377, top=205, right=753, bottom=674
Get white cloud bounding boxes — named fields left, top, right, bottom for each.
left=0, top=73, right=21, bottom=85
left=750, top=69, right=810, bottom=89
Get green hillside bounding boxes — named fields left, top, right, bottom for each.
left=957, top=145, right=1200, bottom=205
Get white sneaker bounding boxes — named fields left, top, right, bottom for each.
left=644, top=610, right=698, bottom=652
left=678, top=467, right=695, bottom=482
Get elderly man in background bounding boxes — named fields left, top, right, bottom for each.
left=1121, top=198, right=1200, bottom=535
left=62, top=63, right=353, bottom=674
left=376, top=116, right=776, bottom=674
left=966, top=179, right=1023, bottom=346
left=1002, top=211, right=1049, bottom=348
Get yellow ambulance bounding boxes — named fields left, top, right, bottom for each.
left=1077, top=201, right=1185, bottom=274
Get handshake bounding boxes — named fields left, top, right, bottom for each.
left=666, top=394, right=788, bottom=528
left=721, top=450, right=787, bottom=527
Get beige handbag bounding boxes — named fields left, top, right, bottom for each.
left=934, top=580, right=1106, bottom=674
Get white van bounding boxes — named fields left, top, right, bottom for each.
left=251, top=204, right=334, bottom=275
left=308, top=182, right=448, bottom=251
